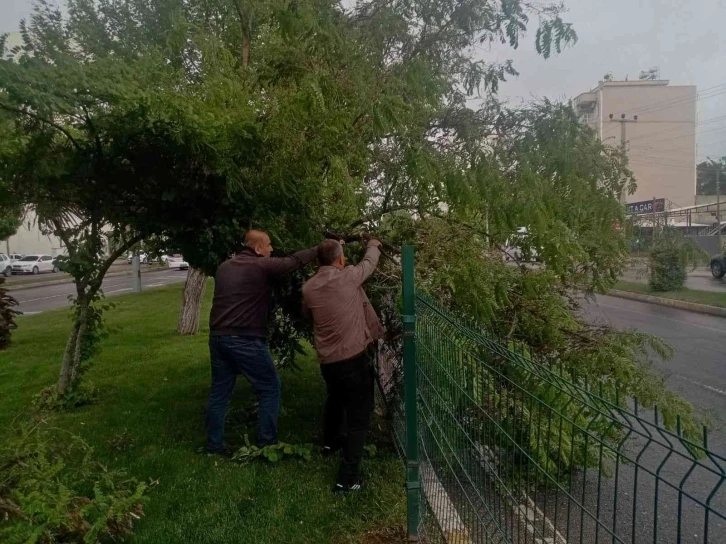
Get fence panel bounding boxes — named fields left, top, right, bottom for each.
left=387, top=246, right=726, bottom=543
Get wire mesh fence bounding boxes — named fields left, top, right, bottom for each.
left=383, top=246, right=726, bottom=544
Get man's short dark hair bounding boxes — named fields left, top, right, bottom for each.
left=318, top=239, right=343, bottom=266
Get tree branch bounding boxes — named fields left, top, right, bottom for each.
left=0, top=102, right=84, bottom=152
left=88, top=232, right=145, bottom=298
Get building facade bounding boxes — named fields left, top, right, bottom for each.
left=574, top=80, right=696, bottom=209
left=3, top=35, right=65, bottom=257
left=5, top=211, right=65, bottom=256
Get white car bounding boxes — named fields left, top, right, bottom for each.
left=12, top=254, right=58, bottom=275
left=166, top=255, right=189, bottom=270
left=126, top=252, right=169, bottom=265
left=127, top=252, right=149, bottom=264
left=0, top=254, right=14, bottom=277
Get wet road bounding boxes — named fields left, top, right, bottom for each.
left=15, top=269, right=189, bottom=314
left=586, top=294, right=726, bottom=421
left=573, top=294, right=726, bottom=543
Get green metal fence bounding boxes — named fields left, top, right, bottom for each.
left=389, top=246, right=726, bottom=543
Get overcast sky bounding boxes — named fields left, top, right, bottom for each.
left=2, top=0, right=725, bottom=157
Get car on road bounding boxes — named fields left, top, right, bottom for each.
left=166, top=255, right=189, bottom=270
left=711, top=252, right=726, bottom=279
left=127, top=252, right=149, bottom=264
left=126, top=252, right=170, bottom=265
left=0, top=254, right=14, bottom=277
left=12, top=254, right=59, bottom=275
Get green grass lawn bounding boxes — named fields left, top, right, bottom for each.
left=614, top=280, right=726, bottom=309
left=0, top=286, right=405, bottom=543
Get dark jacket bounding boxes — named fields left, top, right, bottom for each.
left=210, top=246, right=317, bottom=338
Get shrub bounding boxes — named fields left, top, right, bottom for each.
left=649, top=231, right=707, bottom=291
left=0, top=426, right=146, bottom=543
left=0, top=276, right=19, bottom=349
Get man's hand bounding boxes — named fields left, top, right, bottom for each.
left=367, top=239, right=382, bottom=249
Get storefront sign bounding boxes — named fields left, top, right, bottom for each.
left=626, top=199, right=665, bottom=215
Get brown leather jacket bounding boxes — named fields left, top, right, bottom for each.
left=302, top=245, right=384, bottom=364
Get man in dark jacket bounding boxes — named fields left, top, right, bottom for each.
left=205, top=230, right=317, bottom=454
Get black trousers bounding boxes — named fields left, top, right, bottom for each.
left=320, top=347, right=375, bottom=485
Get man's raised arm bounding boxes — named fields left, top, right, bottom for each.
left=262, top=247, right=318, bottom=277
left=346, top=239, right=381, bottom=286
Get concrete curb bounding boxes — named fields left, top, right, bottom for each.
left=608, top=289, right=726, bottom=318
left=5, top=267, right=169, bottom=292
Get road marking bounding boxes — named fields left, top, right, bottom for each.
left=595, top=301, right=726, bottom=335
left=146, top=283, right=164, bottom=287
left=672, top=374, right=726, bottom=397
left=104, top=287, right=132, bottom=295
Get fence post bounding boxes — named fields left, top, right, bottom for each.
left=402, top=245, right=420, bottom=541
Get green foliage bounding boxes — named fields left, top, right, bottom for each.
left=0, top=425, right=146, bottom=544
left=34, top=381, right=99, bottom=411
left=231, top=439, right=313, bottom=465
left=0, top=206, right=22, bottom=241
left=0, top=0, right=585, bottom=389
left=649, top=231, right=707, bottom=292
left=0, top=277, right=19, bottom=349
left=696, top=158, right=725, bottom=195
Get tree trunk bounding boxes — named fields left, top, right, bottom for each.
left=177, top=267, right=207, bottom=335
left=71, top=301, right=90, bottom=385
left=57, top=319, right=81, bottom=395
left=57, top=296, right=89, bottom=396
left=241, top=34, right=250, bottom=68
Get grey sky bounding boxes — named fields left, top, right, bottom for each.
left=479, top=0, right=726, bottom=160
left=2, top=0, right=725, bottom=157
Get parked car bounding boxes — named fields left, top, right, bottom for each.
left=126, top=252, right=169, bottom=265
left=12, top=254, right=58, bottom=275
left=127, top=252, right=148, bottom=264
left=8, top=253, right=24, bottom=262
left=0, top=254, right=13, bottom=277
left=711, top=253, right=726, bottom=279
left=166, top=255, right=189, bottom=270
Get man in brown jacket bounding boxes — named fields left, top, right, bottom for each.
left=206, top=230, right=318, bottom=454
left=302, top=238, right=384, bottom=493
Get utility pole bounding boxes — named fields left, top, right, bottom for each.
left=718, top=167, right=722, bottom=253
left=131, top=252, right=142, bottom=293
left=610, top=113, right=638, bottom=203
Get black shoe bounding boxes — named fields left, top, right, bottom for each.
left=332, top=479, right=363, bottom=495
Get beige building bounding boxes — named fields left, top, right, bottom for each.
left=574, top=80, right=696, bottom=208
left=5, top=210, right=65, bottom=256
left=3, top=36, right=65, bottom=257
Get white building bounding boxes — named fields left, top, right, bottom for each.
left=5, top=210, right=65, bottom=256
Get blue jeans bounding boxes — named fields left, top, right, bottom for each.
left=206, top=335, right=281, bottom=451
